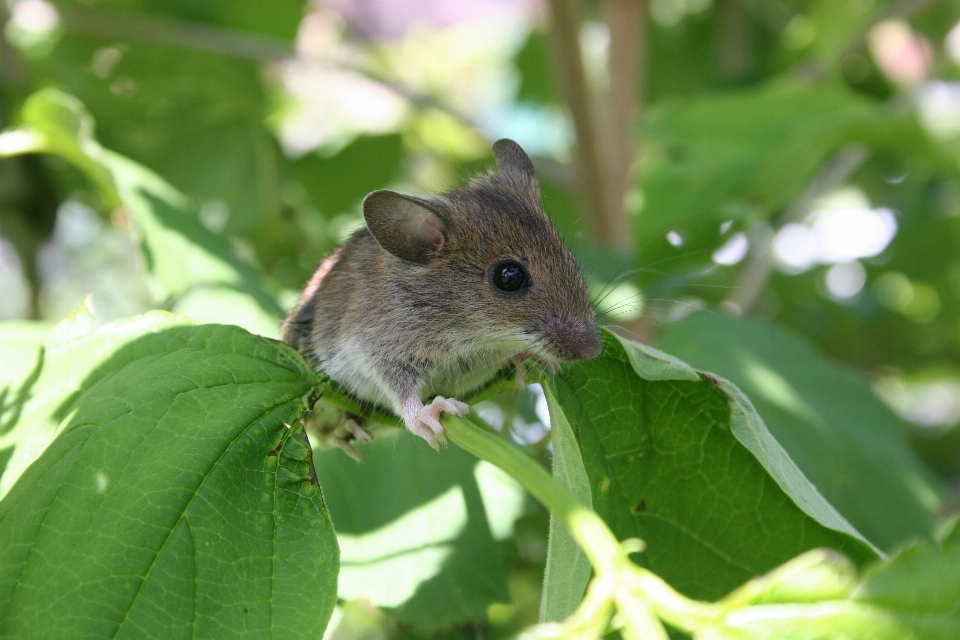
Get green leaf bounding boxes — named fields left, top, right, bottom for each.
left=16, top=88, right=283, bottom=317
left=31, top=16, right=288, bottom=235
left=856, top=519, right=960, bottom=622
left=717, top=549, right=859, bottom=609
left=0, top=323, right=338, bottom=638
left=290, top=134, right=404, bottom=219
left=513, top=30, right=558, bottom=105
left=545, top=330, right=877, bottom=603
left=313, top=429, right=516, bottom=634
left=61, top=0, right=305, bottom=41
left=657, top=313, right=945, bottom=551
left=0, top=300, right=195, bottom=497
left=171, top=285, right=283, bottom=339
left=702, top=522, right=960, bottom=639
left=540, top=383, right=593, bottom=622
left=642, top=84, right=947, bottom=226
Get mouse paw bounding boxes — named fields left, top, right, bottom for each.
left=330, top=417, right=374, bottom=462
left=409, top=396, right=470, bottom=451
left=338, top=418, right=374, bottom=443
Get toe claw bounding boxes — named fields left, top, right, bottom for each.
left=339, top=440, right=363, bottom=462
left=344, top=418, right=373, bottom=442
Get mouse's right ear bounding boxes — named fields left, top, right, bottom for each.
left=492, top=139, right=537, bottom=187
left=363, top=190, right=449, bottom=264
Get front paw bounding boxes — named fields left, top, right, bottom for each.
left=408, top=396, right=470, bottom=451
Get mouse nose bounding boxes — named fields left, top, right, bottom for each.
left=541, top=316, right=602, bottom=361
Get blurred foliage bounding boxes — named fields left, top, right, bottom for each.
left=2, top=0, right=960, bottom=637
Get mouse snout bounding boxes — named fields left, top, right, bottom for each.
left=540, top=315, right=602, bottom=362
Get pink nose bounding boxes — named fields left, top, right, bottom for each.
left=542, top=316, right=602, bottom=361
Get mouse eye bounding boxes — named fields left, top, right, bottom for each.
left=491, top=261, right=529, bottom=293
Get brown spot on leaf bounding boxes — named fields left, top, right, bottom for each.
left=703, top=374, right=721, bottom=389
left=634, top=499, right=647, bottom=513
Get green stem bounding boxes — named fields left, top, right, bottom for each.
left=444, top=415, right=623, bottom=575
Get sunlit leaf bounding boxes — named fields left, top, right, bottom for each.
left=0, top=300, right=192, bottom=497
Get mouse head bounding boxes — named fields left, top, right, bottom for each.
left=362, top=139, right=601, bottom=364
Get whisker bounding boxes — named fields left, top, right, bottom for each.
left=596, top=292, right=645, bottom=314
left=643, top=298, right=714, bottom=313
left=591, top=258, right=634, bottom=308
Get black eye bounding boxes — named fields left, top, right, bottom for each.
left=492, top=261, right=529, bottom=292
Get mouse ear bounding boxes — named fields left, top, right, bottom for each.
left=492, top=139, right=536, bottom=183
left=363, top=190, right=449, bottom=264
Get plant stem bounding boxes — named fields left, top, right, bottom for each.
left=545, top=0, right=615, bottom=247
left=444, top=414, right=722, bottom=635
left=444, top=415, right=623, bottom=575
left=604, top=0, right=646, bottom=254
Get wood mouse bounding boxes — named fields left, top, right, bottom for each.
left=282, top=139, right=601, bottom=452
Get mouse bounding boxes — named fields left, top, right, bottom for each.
left=282, top=139, right=602, bottom=454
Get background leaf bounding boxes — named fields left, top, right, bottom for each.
left=634, top=83, right=956, bottom=284
left=703, top=520, right=960, bottom=639
left=289, top=133, right=404, bottom=220
left=27, top=0, right=302, bottom=235
left=17, top=88, right=284, bottom=319
left=658, top=312, right=945, bottom=551
left=314, top=429, right=524, bottom=635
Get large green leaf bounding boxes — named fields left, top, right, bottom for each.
left=0, top=320, right=49, bottom=479
left=657, top=313, right=945, bottom=551
left=14, top=88, right=283, bottom=318
left=0, top=322, right=338, bottom=638
left=545, top=330, right=877, bottom=603
left=314, top=429, right=523, bottom=634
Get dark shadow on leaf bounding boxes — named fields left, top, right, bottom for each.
left=0, top=348, right=45, bottom=437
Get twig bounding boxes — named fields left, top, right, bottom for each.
left=724, top=145, right=869, bottom=315
left=603, top=0, right=646, bottom=255
left=546, top=0, right=614, bottom=246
